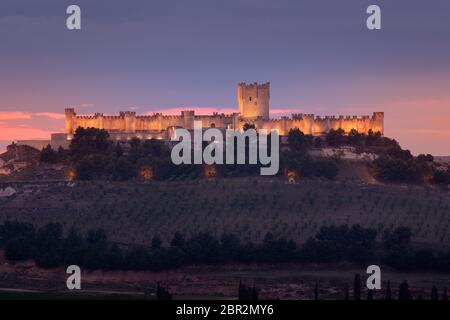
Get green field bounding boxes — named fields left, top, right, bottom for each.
left=0, top=178, right=449, bottom=246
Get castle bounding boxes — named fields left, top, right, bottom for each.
left=63, top=82, right=384, bottom=141
left=17, top=82, right=384, bottom=150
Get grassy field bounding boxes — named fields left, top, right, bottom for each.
left=0, top=177, right=449, bottom=247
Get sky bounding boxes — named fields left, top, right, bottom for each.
left=0, top=0, right=449, bottom=155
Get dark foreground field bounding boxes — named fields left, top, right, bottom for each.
left=0, top=250, right=449, bottom=300
left=1, top=177, right=449, bottom=299
left=1, top=262, right=450, bottom=300
left=0, top=177, right=449, bottom=246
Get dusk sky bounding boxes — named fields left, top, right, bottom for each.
left=0, top=0, right=449, bottom=155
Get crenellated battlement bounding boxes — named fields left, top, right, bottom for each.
left=64, top=83, right=383, bottom=139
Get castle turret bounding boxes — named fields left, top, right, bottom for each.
left=181, top=110, right=195, bottom=130
left=122, top=111, right=136, bottom=133
left=65, top=108, right=76, bottom=136
left=237, top=82, right=270, bottom=121
left=372, top=112, right=384, bottom=135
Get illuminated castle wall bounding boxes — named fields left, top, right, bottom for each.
left=64, top=82, right=384, bottom=140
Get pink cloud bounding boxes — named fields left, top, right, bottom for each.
left=33, top=112, right=65, bottom=120
left=0, top=111, right=65, bottom=141
left=0, top=112, right=32, bottom=120
left=0, top=111, right=65, bottom=120
left=0, top=125, right=53, bottom=140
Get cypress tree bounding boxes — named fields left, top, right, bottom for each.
left=314, top=282, right=319, bottom=301
left=431, top=286, right=439, bottom=300
left=385, top=281, right=392, bottom=300
left=238, top=281, right=244, bottom=300
left=353, top=274, right=361, bottom=300
left=343, top=283, right=349, bottom=300
left=251, top=286, right=259, bottom=301
left=238, top=281, right=258, bottom=300
left=156, top=283, right=172, bottom=300
left=398, top=281, right=412, bottom=300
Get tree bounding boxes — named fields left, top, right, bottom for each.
left=383, top=227, right=412, bottom=251
left=128, top=137, right=142, bottom=162
left=343, top=283, right=349, bottom=300
left=69, top=127, right=111, bottom=161
left=87, top=228, right=107, bottom=245
left=431, top=286, right=439, bottom=300
left=1, top=222, right=36, bottom=261
left=220, top=233, right=241, bottom=261
left=313, top=137, right=323, bottom=148
left=417, top=154, right=434, bottom=162
left=367, top=289, right=374, bottom=300
left=238, top=281, right=258, bottom=300
left=385, top=281, right=392, bottom=300
left=314, top=282, right=319, bottom=300
left=124, top=246, right=150, bottom=270
left=287, top=128, right=312, bottom=153
left=105, top=243, right=123, bottom=270
left=40, top=144, right=59, bottom=163
left=326, top=128, right=346, bottom=147
left=63, top=227, right=86, bottom=266
left=151, top=235, right=162, bottom=250
left=348, top=129, right=365, bottom=146
left=34, top=223, right=64, bottom=268
left=251, top=286, right=259, bottom=300
left=353, top=274, right=361, bottom=300
left=110, top=156, right=136, bottom=181
left=443, top=288, right=448, bottom=301
left=115, top=143, right=123, bottom=157
left=398, top=281, right=412, bottom=300
left=170, top=232, right=186, bottom=247
left=57, top=146, right=69, bottom=161
left=433, top=169, right=450, bottom=186
left=313, top=158, right=339, bottom=180
left=185, top=232, right=222, bottom=264
left=140, top=139, right=170, bottom=158
left=156, top=283, right=172, bottom=300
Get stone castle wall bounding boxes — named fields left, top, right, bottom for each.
left=64, top=82, right=384, bottom=140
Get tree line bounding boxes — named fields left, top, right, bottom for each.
left=39, top=127, right=341, bottom=181
left=39, top=126, right=449, bottom=184
left=1, top=221, right=449, bottom=273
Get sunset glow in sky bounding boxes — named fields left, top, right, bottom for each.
left=1, top=0, right=449, bottom=155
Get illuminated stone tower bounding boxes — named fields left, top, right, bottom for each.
left=64, top=108, right=76, bottom=137
left=237, top=82, right=270, bottom=120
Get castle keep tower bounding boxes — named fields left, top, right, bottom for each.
left=64, top=108, right=76, bottom=138
left=237, top=82, right=270, bottom=120
left=59, top=82, right=383, bottom=145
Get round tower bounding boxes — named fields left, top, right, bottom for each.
left=237, top=82, right=270, bottom=120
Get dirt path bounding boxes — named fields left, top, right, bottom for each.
left=1, top=254, right=449, bottom=300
